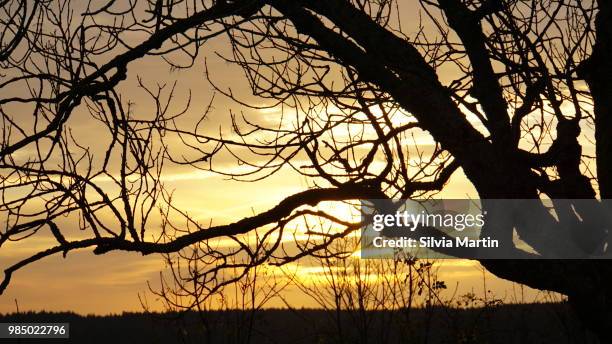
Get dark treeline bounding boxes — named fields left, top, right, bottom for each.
left=0, top=303, right=598, bottom=344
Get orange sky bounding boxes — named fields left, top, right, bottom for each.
left=0, top=1, right=579, bottom=314
left=0, top=162, right=552, bottom=314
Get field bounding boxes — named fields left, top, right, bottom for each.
left=0, top=303, right=599, bottom=343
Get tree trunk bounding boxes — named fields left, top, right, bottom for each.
left=579, top=1, right=612, bottom=199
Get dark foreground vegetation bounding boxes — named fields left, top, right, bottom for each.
left=0, top=303, right=598, bottom=344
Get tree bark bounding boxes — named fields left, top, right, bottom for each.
left=579, top=1, right=612, bottom=199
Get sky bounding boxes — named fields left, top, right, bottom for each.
left=0, top=163, right=552, bottom=314
left=0, top=1, right=581, bottom=314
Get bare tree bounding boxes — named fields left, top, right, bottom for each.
left=1, top=0, right=612, bottom=340
left=282, top=237, right=447, bottom=344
